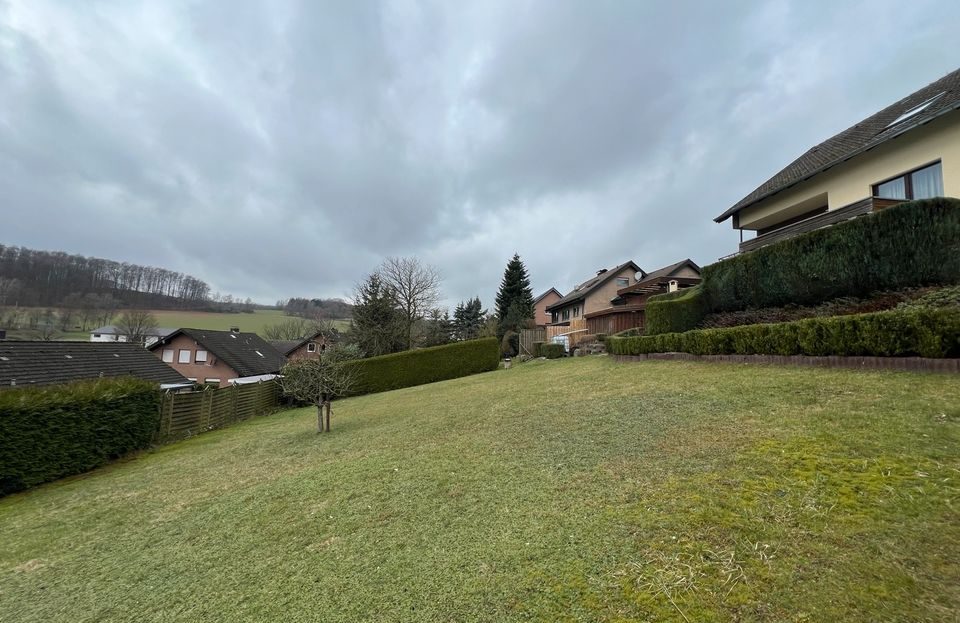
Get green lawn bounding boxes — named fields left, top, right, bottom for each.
left=2, top=357, right=958, bottom=621
left=3, top=309, right=349, bottom=340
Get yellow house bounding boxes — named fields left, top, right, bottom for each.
left=715, top=68, right=960, bottom=254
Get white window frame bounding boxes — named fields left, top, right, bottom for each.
left=162, top=349, right=174, bottom=363
left=195, top=349, right=208, bottom=363
left=306, top=342, right=317, bottom=353
left=616, top=277, right=629, bottom=287
left=178, top=349, right=191, bottom=364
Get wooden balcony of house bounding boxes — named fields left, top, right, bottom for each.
left=738, top=197, right=905, bottom=254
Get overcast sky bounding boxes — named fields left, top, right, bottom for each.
left=2, top=1, right=958, bottom=308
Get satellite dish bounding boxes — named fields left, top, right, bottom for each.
left=635, top=271, right=645, bottom=281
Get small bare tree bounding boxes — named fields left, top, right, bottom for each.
left=279, top=344, right=361, bottom=433
left=116, top=310, right=159, bottom=346
left=378, top=256, right=441, bottom=350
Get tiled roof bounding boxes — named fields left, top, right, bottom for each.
left=0, top=341, right=189, bottom=388
left=533, top=288, right=562, bottom=305
left=716, top=67, right=960, bottom=223
left=268, top=340, right=301, bottom=355
left=634, top=259, right=700, bottom=285
left=152, top=329, right=286, bottom=377
left=545, top=261, right=641, bottom=312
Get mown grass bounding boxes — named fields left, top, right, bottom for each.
left=1, top=357, right=958, bottom=621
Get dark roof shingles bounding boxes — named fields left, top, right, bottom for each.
left=0, top=341, right=189, bottom=388
left=717, top=68, right=960, bottom=222
left=154, top=329, right=286, bottom=377
left=546, top=261, right=641, bottom=311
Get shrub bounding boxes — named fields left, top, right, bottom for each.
left=345, top=338, right=499, bottom=396
left=532, top=341, right=545, bottom=357
left=898, top=285, right=960, bottom=310
left=540, top=343, right=565, bottom=359
left=645, top=285, right=708, bottom=335
left=703, top=198, right=960, bottom=312
left=607, top=307, right=960, bottom=359
left=0, top=378, right=160, bottom=496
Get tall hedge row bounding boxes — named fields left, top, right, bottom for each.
left=702, top=197, right=960, bottom=312
left=608, top=307, right=960, bottom=359
left=645, top=285, right=707, bottom=335
left=0, top=378, right=160, bottom=496
left=346, top=337, right=500, bottom=396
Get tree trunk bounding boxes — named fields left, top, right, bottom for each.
left=324, top=400, right=332, bottom=432
left=317, top=404, right=324, bottom=433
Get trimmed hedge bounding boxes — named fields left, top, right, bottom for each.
left=540, top=343, right=565, bottom=359
left=346, top=338, right=499, bottom=396
left=703, top=198, right=960, bottom=312
left=0, top=378, right=160, bottom=496
left=607, top=307, right=960, bottom=359
left=645, top=285, right=708, bottom=335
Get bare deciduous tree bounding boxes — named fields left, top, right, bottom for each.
left=279, top=344, right=361, bottom=433
left=378, top=256, right=441, bottom=350
left=116, top=310, right=159, bottom=346
left=263, top=317, right=337, bottom=342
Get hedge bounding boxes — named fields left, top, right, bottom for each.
left=345, top=338, right=499, bottom=396
left=607, top=307, right=960, bottom=359
left=702, top=197, right=960, bottom=312
left=540, top=343, right=565, bottom=359
left=0, top=378, right=160, bottom=496
left=645, top=284, right=708, bottom=335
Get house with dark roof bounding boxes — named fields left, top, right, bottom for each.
left=716, top=67, right=960, bottom=254
left=545, top=260, right=643, bottom=329
left=148, top=328, right=287, bottom=388
left=0, top=341, right=190, bottom=389
left=533, top=288, right=562, bottom=327
left=269, top=329, right=330, bottom=361
left=90, top=325, right=176, bottom=347
left=584, top=259, right=702, bottom=335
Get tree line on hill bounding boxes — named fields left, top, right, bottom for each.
left=0, top=244, right=211, bottom=309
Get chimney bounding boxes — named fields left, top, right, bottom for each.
left=230, top=326, right=240, bottom=333
left=669, top=280, right=679, bottom=293
left=596, top=268, right=608, bottom=276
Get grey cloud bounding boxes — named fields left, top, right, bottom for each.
left=2, top=0, right=959, bottom=307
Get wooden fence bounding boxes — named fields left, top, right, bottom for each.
left=156, top=380, right=280, bottom=443
left=519, top=328, right=546, bottom=356
left=545, top=318, right=590, bottom=350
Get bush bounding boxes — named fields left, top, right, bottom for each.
left=345, top=338, right=499, bottom=396
left=898, top=285, right=960, bottom=310
left=540, top=343, right=565, bottom=359
left=532, top=341, right=545, bottom=357
left=0, top=378, right=160, bottom=496
left=703, top=198, right=960, bottom=312
left=607, top=307, right=960, bottom=359
left=645, top=285, right=708, bottom=335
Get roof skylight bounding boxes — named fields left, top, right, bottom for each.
left=886, top=92, right=946, bottom=128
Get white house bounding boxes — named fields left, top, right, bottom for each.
left=89, top=325, right=176, bottom=348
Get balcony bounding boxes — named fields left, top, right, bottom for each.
left=738, top=197, right=905, bottom=254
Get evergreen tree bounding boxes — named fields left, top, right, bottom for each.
left=494, top=254, right=535, bottom=337
left=349, top=273, right=405, bottom=357
left=452, top=296, right=486, bottom=340
left=420, top=308, right=453, bottom=347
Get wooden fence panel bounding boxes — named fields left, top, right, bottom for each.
left=519, top=328, right=546, bottom=356
left=156, top=380, right=280, bottom=444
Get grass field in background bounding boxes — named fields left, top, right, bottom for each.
left=2, top=309, right=349, bottom=340
left=1, top=357, right=958, bottom=621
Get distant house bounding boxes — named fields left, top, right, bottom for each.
left=269, top=330, right=330, bottom=360
left=90, top=325, right=176, bottom=348
left=715, top=68, right=960, bottom=254
left=584, top=259, right=702, bottom=334
left=533, top=288, right=562, bottom=327
left=0, top=341, right=190, bottom=389
left=148, top=328, right=287, bottom=388
left=546, top=261, right=643, bottom=325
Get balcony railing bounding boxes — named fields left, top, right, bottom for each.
left=738, top=197, right=904, bottom=254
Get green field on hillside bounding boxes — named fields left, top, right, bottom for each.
left=1, top=357, right=958, bottom=621
left=2, top=309, right=349, bottom=340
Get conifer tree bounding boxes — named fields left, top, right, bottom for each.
left=494, top=254, right=534, bottom=338
left=349, top=273, right=405, bottom=356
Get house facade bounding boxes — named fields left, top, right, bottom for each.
left=533, top=288, right=562, bottom=327
left=149, top=328, right=287, bottom=388
left=269, top=330, right=330, bottom=360
left=546, top=261, right=642, bottom=325
left=716, top=68, right=960, bottom=254
left=90, top=325, right=176, bottom=347
left=584, top=259, right=702, bottom=335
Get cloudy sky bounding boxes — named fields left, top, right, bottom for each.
left=2, top=1, right=958, bottom=308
